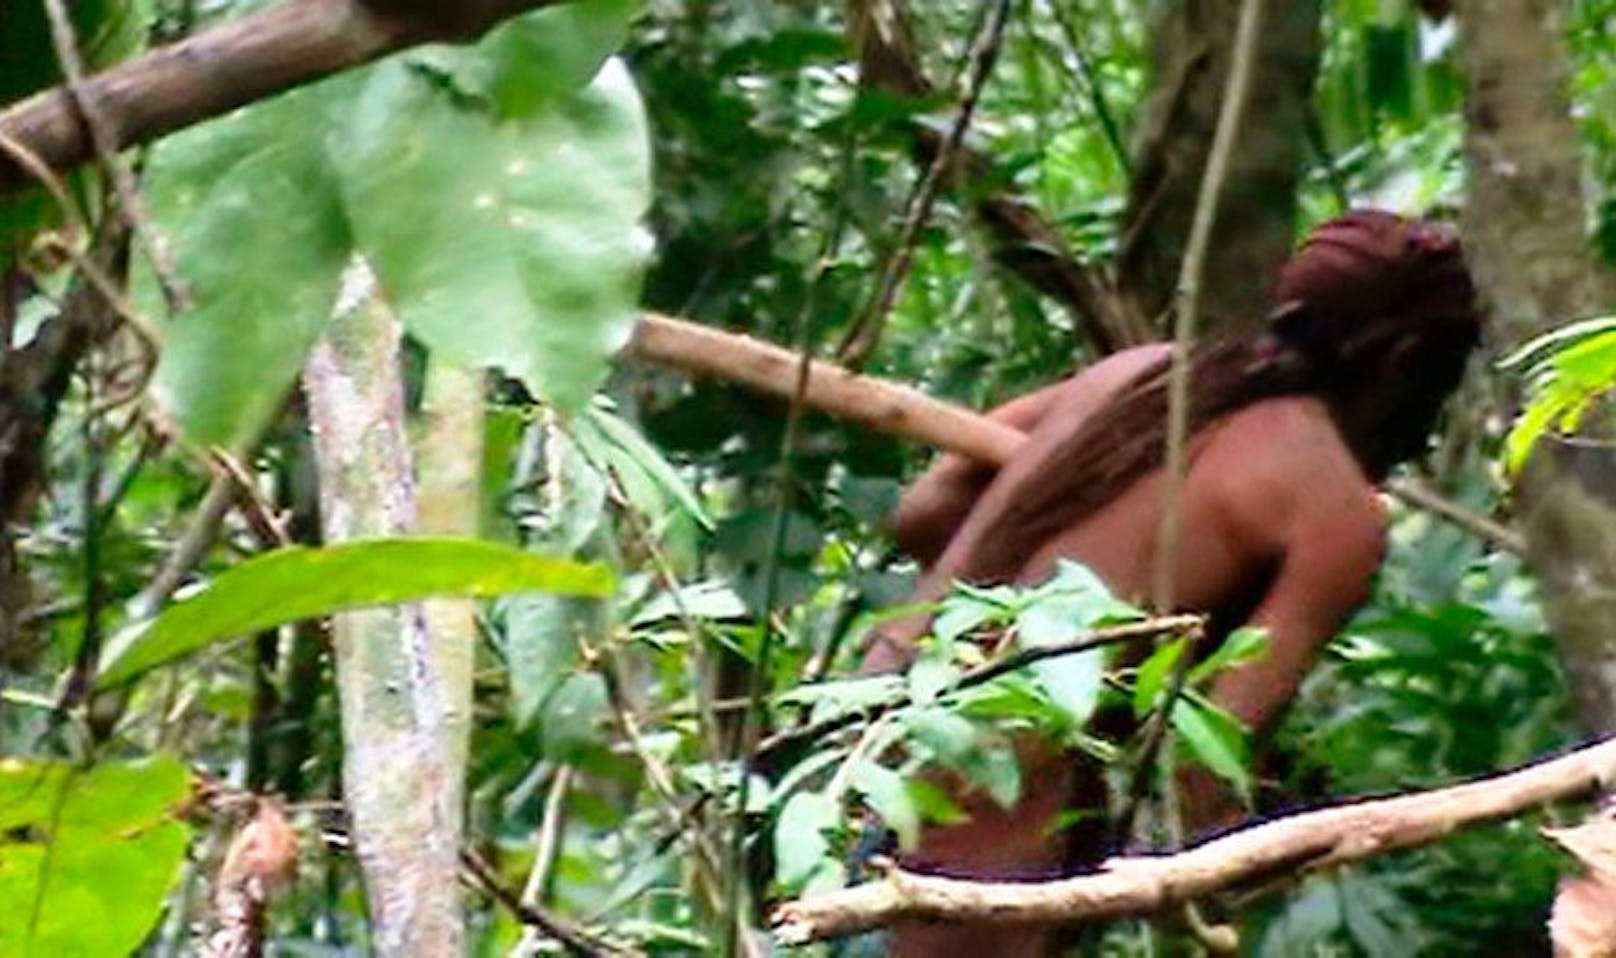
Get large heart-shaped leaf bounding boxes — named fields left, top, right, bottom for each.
left=333, top=55, right=652, bottom=414
left=141, top=1, right=650, bottom=448
left=145, top=81, right=356, bottom=449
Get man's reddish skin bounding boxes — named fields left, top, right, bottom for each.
left=873, top=343, right=1390, bottom=957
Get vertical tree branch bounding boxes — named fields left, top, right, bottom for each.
left=302, top=266, right=463, bottom=954
left=1153, top=0, right=1264, bottom=613
left=416, top=361, right=482, bottom=786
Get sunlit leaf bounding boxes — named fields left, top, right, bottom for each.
left=1133, top=635, right=1189, bottom=718
left=415, top=0, right=637, bottom=117
left=774, top=790, right=841, bottom=891
left=851, top=763, right=920, bottom=850
left=99, top=537, right=613, bottom=685
left=1172, top=694, right=1251, bottom=794
left=906, top=657, right=958, bottom=704
left=540, top=672, right=610, bottom=761
left=1500, top=316, right=1616, bottom=473
left=1189, top=626, right=1269, bottom=685
left=575, top=399, right=713, bottom=531
left=0, top=756, right=192, bottom=957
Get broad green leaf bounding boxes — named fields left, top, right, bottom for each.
left=540, top=672, right=610, bottom=761
left=1497, top=315, right=1616, bottom=371
left=419, top=0, right=638, bottom=118
left=575, top=400, right=713, bottom=531
left=904, top=778, right=969, bottom=826
left=1189, top=626, right=1269, bottom=685
left=851, top=763, right=920, bottom=850
left=146, top=82, right=355, bottom=448
left=501, top=592, right=596, bottom=728
left=774, top=674, right=903, bottom=719
left=1500, top=316, right=1616, bottom=472
left=901, top=708, right=982, bottom=766
left=1029, top=559, right=1144, bottom=625
left=932, top=594, right=1002, bottom=646
left=99, top=537, right=613, bottom=685
left=333, top=56, right=652, bottom=414
left=1172, top=695, right=1251, bottom=794
left=774, top=790, right=841, bottom=891
left=629, top=579, right=748, bottom=625
left=1133, top=636, right=1189, bottom=718
left=906, top=656, right=958, bottom=704
left=1016, top=597, right=1112, bottom=726
left=902, top=710, right=1021, bottom=810
left=0, top=756, right=191, bottom=957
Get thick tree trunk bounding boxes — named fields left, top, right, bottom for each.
left=1456, top=0, right=1616, bottom=734
left=1116, top=0, right=1321, bottom=335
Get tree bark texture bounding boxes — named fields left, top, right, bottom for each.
left=1116, top=0, right=1321, bottom=335
left=415, top=361, right=483, bottom=785
left=1456, top=0, right=1616, bottom=734
left=303, top=270, right=465, bottom=954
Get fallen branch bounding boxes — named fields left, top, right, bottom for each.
left=771, top=734, right=1616, bottom=943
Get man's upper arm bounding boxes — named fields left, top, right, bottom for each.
left=1208, top=492, right=1386, bottom=737
left=893, top=382, right=1072, bottom=564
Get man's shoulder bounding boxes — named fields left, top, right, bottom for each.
left=1196, top=397, right=1385, bottom=550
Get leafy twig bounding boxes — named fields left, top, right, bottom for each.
left=835, top=0, right=1015, bottom=366
left=773, top=733, right=1616, bottom=942
left=756, top=613, right=1203, bottom=766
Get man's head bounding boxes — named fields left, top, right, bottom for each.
left=1266, top=210, right=1482, bottom=476
left=954, top=210, right=1482, bottom=582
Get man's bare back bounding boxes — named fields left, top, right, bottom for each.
left=864, top=210, right=1479, bottom=956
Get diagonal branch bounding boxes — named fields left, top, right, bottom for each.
left=845, top=0, right=1144, bottom=354
left=772, top=733, right=1616, bottom=943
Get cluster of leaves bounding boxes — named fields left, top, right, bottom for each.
left=1252, top=525, right=1575, bottom=954
left=770, top=562, right=1263, bottom=900
left=1501, top=316, right=1616, bottom=472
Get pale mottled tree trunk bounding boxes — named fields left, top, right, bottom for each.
left=1456, top=0, right=1616, bottom=733
left=303, top=272, right=466, bottom=953
left=1116, top=0, right=1321, bottom=335
left=416, top=362, right=483, bottom=782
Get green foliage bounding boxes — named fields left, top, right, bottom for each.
left=6, top=0, right=1610, bottom=951
left=144, top=0, right=650, bottom=448
left=98, top=537, right=614, bottom=686
left=1500, top=315, right=1616, bottom=472
left=146, top=82, right=355, bottom=450
left=0, top=756, right=192, bottom=957
left=1263, top=541, right=1574, bottom=953
left=0, top=0, right=149, bottom=244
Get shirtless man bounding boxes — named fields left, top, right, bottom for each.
left=863, top=210, right=1482, bottom=955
